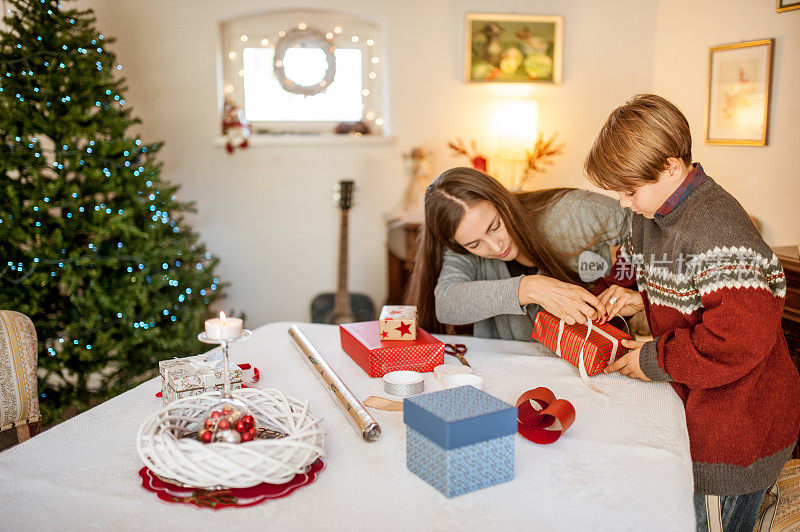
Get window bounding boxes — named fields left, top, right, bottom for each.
left=220, top=10, right=386, bottom=135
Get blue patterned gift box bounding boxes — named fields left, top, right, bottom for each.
left=404, top=385, right=516, bottom=498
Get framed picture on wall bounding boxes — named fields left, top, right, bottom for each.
left=704, top=39, right=774, bottom=146
left=464, top=14, right=563, bottom=84
left=777, top=0, right=800, bottom=13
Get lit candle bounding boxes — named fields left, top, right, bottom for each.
left=204, top=311, right=243, bottom=341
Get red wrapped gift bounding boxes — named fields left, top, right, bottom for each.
left=340, top=321, right=444, bottom=378
left=532, top=311, right=630, bottom=377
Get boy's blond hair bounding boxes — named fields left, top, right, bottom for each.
left=585, top=94, right=692, bottom=191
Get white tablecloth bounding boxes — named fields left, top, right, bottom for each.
left=0, top=322, right=694, bottom=531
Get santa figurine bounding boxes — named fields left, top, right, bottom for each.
left=222, top=99, right=251, bottom=153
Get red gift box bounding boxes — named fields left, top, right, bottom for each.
left=340, top=321, right=444, bottom=377
left=532, top=311, right=630, bottom=376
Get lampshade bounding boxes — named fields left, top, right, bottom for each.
left=492, top=100, right=539, bottom=159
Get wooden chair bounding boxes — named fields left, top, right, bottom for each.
left=754, top=459, right=800, bottom=531
left=0, top=310, right=41, bottom=451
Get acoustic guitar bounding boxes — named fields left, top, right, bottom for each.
left=310, top=180, right=375, bottom=324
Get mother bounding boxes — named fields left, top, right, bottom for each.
left=406, top=167, right=629, bottom=340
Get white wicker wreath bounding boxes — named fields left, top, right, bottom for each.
left=136, top=388, right=325, bottom=489
left=273, top=27, right=336, bottom=96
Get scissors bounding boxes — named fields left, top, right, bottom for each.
left=444, top=343, right=470, bottom=367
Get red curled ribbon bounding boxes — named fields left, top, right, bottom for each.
left=516, top=387, right=576, bottom=444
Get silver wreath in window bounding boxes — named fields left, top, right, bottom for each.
left=273, top=28, right=336, bottom=96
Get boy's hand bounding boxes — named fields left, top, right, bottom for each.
left=597, top=285, right=644, bottom=323
left=603, top=339, right=651, bottom=381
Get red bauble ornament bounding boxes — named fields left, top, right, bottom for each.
left=236, top=420, right=246, bottom=433
left=247, top=427, right=257, bottom=437
left=242, top=415, right=254, bottom=426
left=210, top=410, right=221, bottom=418
left=218, top=419, right=231, bottom=431
left=200, top=430, right=213, bottom=444
left=241, top=431, right=254, bottom=442
left=204, top=418, right=214, bottom=429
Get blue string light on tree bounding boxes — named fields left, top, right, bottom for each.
left=0, top=0, right=226, bottom=424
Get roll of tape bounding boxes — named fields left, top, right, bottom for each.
left=383, top=371, right=424, bottom=397
left=433, top=364, right=473, bottom=382
left=443, top=373, right=483, bottom=390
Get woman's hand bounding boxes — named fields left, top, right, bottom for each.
left=520, top=275, right=606, bottom=325
left=597, top=285, right=644, bottom=323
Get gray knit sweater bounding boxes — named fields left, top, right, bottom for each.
left=434, top=190, right=630, bottom=341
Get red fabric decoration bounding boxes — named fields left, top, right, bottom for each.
left=471, top=156, right=487, bottom=172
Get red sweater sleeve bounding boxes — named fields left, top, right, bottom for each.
left=642, top=250, right=787, bottom=389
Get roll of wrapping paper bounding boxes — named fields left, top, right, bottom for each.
left=288, top=325, right=381, bottom=442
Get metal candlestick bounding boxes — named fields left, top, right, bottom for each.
left=196, top=329, right=255, bottom=444
left=197, top=329, right=252, bottom=397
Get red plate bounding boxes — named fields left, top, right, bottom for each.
left=138, top=459, right=325, bottom=510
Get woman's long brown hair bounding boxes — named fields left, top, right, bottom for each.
left=404, top=167, right=584, bottom=334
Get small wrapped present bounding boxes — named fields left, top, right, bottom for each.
left=159, top=353, right=243, bottom=405
left=340, top=321, right=443, bottom=378
left=404, top=386, right=516, bottom=498
left=532, top=311, right=630, bottom=377
left=379, top=305, right=417, bottom=340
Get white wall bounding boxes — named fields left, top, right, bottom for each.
left=78, top=0, right=798, bottom=328
left=652, top=0, right=800, bottom=245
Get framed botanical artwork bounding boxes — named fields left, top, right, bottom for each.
left=704, top=39, right=774, bottom=146
left=465, top=14, right=563, bottom=84
left=777, top=0, right=800, bottom=12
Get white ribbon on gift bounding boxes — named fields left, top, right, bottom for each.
left=554, top=319, right=620, bottom=394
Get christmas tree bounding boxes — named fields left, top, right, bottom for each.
left=0, top=0, right=224, bottom=424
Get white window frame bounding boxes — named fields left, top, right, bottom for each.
left=220, top=9, right=386, bottom=135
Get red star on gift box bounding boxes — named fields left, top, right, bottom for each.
left=380, top=331, right=389, bottom=339
left=396, top=321, right=412, bottom=337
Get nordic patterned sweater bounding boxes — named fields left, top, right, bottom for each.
left=602, top=165, right=800, bottom=495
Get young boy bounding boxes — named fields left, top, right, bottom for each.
left=585, top=94, right=800, bottom=531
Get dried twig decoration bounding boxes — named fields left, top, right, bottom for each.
left=447, top=138, right=488, bottom=172
left=519, top=132, right=565, bottom=188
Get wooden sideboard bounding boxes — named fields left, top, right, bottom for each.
left=775, top=246, right=800, bottom=365
left=386, top=217, right=421, bottom=305
left=774, top=246, right=800, bottom=458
